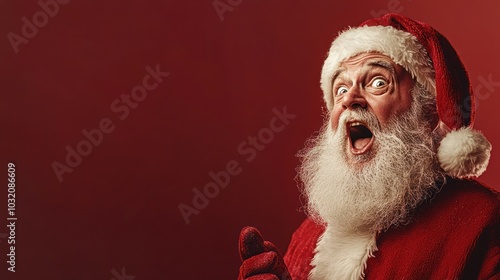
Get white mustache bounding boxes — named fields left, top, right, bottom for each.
left=335, top=109, right=381, bottom=135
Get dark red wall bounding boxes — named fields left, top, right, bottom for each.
left=2, top=0, right=499, bottom=279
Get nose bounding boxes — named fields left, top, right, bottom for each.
left=341, top=85, right=367, bottom=110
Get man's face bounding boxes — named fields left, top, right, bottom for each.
left=329, top=52, right=415, bottom=164
left=299, top=52, right=443, bottom=231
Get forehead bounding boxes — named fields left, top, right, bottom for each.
left=341, top=52, right=395, bottom=68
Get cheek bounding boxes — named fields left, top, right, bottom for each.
left=330, top=109, right=342, bottom=130
left=372, top=83, right=414, bottom=125
left=374, top=105, right=396, bottom=124
left=372, top=96, right=412, bottom=125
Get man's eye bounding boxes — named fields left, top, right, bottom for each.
left=371, top=78, right=386, bottom=88
left=336, top=86, right=349, bottom=96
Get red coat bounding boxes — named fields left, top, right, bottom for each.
left=283, top=178, right=499, bottom=279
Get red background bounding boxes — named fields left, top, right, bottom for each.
left=1, top=0, right=499, bottom=279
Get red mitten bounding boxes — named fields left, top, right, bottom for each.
left=238, top=227, right=292, bottom=280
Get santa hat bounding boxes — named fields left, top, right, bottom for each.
left=320, top=13, right=491, bottom=179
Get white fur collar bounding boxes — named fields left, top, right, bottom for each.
left=309, top=226, right=377, bottom=280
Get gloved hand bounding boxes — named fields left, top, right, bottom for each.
left=237, top=226, right=292, bottom=280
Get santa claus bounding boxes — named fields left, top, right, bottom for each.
left=237, top=14, right=499, bottom=280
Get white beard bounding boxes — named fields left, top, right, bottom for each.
left=298, top=85, right=444, bottom=279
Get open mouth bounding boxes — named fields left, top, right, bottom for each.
left=347, top=121, right=374, bottom=154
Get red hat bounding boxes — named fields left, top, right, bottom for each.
left=320, top=13, right=491, bottom=178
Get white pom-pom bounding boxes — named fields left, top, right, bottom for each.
left=437, top=127, right=492, bottom=178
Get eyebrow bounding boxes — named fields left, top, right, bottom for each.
left=367, top=60, right=395, bottom=74
left=331, top=68, right=346, bottom=84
